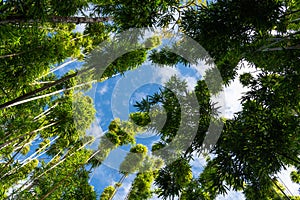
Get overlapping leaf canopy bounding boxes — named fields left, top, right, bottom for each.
left=0, top=0, right=299, bottom=199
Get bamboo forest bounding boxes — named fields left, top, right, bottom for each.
left=0, top=0, right=300, bottom=199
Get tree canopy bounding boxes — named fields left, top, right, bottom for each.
left=0, top=0, right=299, bottom=199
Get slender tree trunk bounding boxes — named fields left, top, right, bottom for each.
left=0, top=16, right=111, bottom=24
left=0, top=45, right=44, bottom=59
left=0, top=139, right=26, bottom=174
left=4, top=80, right=95, bottom=109
left=271, top=178, right=291, bottom=200
left=39, top=147, right=106, bottom=200
left=48, top=59, right=78, bottom=74
left=0, top=51, right=26, bottom=59
left=31, top=81, right=56, bottom=85
left=33, top=103, right=58, bottom=121
left=8, top=130, right=102, bottom=199
left=110, top=174, right=128, bottom=200
left=20, top=136, right=59, bottom=165
left=12, top=138, right=97, bottom=198
left=0, top=67, right=93, bottom=110
left=0, top=121, right=58, bottom=152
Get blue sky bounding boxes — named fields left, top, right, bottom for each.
left=54, top=23, right=300, bottom=198
left=4, top=1, right=298, bottom=199
left=81, top=59, right=244, bottom=200
left=49, top=53, right=300, bottom=199
left=85, top=62, right=205, bottom=199
left=15, top=47, right=298, bottom=199
left=50, top=56, right=211, bottom=198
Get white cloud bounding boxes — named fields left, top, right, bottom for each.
left=223, top=61, right=258, bottom=119
left=190, top=61, right=212, bottom=78
left=97, top=83, right=109, bottom=95
left=153, top=66, right=180, bottom=84
left=74, top=23, right=86, bottom=33
left=183, top=76, right=198, bottom=91
left=86, top=116, right=105, bottom=149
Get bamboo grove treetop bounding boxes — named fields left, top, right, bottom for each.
left=0, top=0, right=299, bottom=199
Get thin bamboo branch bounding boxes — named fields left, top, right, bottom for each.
left=20, top=136, right=59, bottom=165
left=48, top=59, right=78, bottom=75
left=31, top=81, right=56, bottom=85
left=0, top=122, right=58, bottom=152
left=0, top=66, right=94, bottom=110
left=110, top=174, right=128, bottom=200
left=0, top=139, right=26, bottom=174
left=0, top=16, right=111, bottom=24
left=272, top=177, right=291, bottom=200
left=14, top=138, right=95, bottom=195
left=33, top=103, right=58, bottom=121
left=38, top=135, right=105, bottom=200
left=0, top=80, right=96, bottom=110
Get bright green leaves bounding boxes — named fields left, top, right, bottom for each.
left=0, top=24, right=93, bottom=111
left=102, top=50, right=147, bottom=78
left=143, top=36, right=162, bottom=49
left=18, top=148, right=96, bottom=200
left=243, top=178, right=287, bottom=200
left=0, top=72, right=96, bottom=198
left=89, top=118, right=145, bottom=168
left=20, top=145, right=30, bottom=155
left=127, top=172, right=155, bottom=200
left=42, top=91, right=96, bottom=142
left=107, top=118, right=136, bottom=146
left=83, top=22, right=111, bottom=53
left=100, top=186, right=116, bottom=200
left=130, top=112, right=151, bottom=127
left=99, top=145, right=150, bottom=200
left=127, top=156, right=164, bottom=200
left=88, top=136, right=114, bottom=168
left=0, top=159, right=39, bottom=198
left=119, top=144, right=148, bottom=174
left=85, top=39, right=148, bottom=81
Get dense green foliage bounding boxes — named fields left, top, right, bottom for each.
left=0, top=0, right=299, bottom=199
